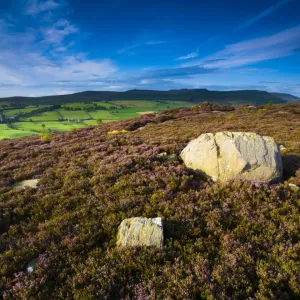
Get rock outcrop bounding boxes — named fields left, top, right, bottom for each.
left=181, top=132, right=282, bottom=183
left=117, top=217, right=163, bottom=248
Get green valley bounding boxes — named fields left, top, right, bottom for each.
left=0, top=99, right=193, bottom=139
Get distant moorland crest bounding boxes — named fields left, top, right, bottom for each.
left=0, top=89, right=298, bottom=106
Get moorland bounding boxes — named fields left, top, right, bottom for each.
left=0, top=101, right=299, bottom=299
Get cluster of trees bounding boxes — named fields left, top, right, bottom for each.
left=63, top=105, right=109, bottom=111
left=0, top=112, right=5, bottom=123
left=63, top=102, right=119, bottom=112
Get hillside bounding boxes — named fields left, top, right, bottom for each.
left=0, top=103, right=300, bottom=299
left=0, top=89, right=292, bottom=106
left=272, top=92, right=300, bottom=102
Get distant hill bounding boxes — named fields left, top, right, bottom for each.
left=271, top=92, right=300, bottom=102
left=0, top=89, right=291, bottom=106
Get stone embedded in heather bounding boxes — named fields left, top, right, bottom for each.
left=166, top=154, right=178, bottom=162
left=180, top=132, right=283, bottom=183
left=12, top=179, right=40, bottom=190
left=289, top=184, right=299, bottom=192
left=158, top=152, right=168, bottom=157
left=279, top=144, right=287, bottom=152
left=117, top=217, right=163, bottom=248
left=27, top=258, right=37, bottom=274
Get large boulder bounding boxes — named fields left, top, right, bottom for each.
left=117, top=217, right=163, bottom=248
left=181, top=132, right=282, bottom=183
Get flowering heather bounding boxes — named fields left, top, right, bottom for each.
left=0, top=104, right=300, bottom=299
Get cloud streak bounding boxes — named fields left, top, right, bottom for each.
left=25, top=0, right=63, bottom=15
left=236, top=0, right=292, bottom=31
left=176, top=49, right=199, bottom=60
left=140, top=65, right=216, bottom=79
left=117, top=40, right=168, bottom=54
left=183, top=25, right=300, bottom=69
left=42, top=19, right=78, bottom=45
left=144, top=40, right=167, bottom=45
left=117, top=44, right=140, bottom=54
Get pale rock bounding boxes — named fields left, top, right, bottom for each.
left=289, top=183, right=299, bottom=192
left=180, top=132, right=282, bottom=183
left=158, top=152, right=167, bottom=157
left=279, top=144, right=287, bottom=152
left=27, top=258, right=37, bottom=274
left=12, top=179, right=40, bottom=190
left=117, top=217, right=163, bottom=248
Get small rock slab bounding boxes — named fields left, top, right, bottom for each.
left=117, top=217, right=163, bottom=248
left=12, top=179, right=40, bottom=190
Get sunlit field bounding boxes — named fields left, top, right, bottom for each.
left=0, top=100, right=193, bottom=139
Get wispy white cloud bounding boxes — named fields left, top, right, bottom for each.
left=144, top=40, right=167, bottom=45
left=183, top=25, right=300, bottom=69
left=42, top=19, right=78, bottom=45
left=176, top=49, right=199, bottom=60
left=0, top=3, right=118, bottom=97
left=118, top=40, right=167, bottom=54
left=236, top=0, right=292, bottom=31
left=25, top=0, right=63, bottom=15
left=117, top=43, right=140, bottom=54
left=139, top=65, right=216, bottom=79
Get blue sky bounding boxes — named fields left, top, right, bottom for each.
left=0, top=0, right=300, bottom=97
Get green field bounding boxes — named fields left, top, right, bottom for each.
left=20, top=111, right=60, bottom=122
left=3, top=105, right=51, bottom=117
left=0, top=124, right=39, bottom=139
left=88, top=110, right=118, bottom=120
left=0, top=100, right=194, bottom=139
left=12, top=121, right=86, bottom=132
left=111, top=111, right=140, bottom=119
left=58, top=109, right=90, bottom=120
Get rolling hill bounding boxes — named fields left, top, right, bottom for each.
left=0, top=89, right=296, bottom=106
left=272, top=92, right=300, bottom=101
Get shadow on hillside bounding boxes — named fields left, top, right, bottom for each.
left=282, top=155, right=300, bottom=180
